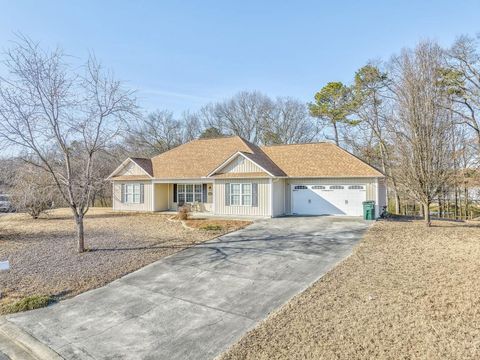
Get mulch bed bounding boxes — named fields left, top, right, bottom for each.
left=183, top=218, right=252, bottom=232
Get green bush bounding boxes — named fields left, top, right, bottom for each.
left=200, top=224, right=223, bottom=231
left=7, top=295, right=54, bottom=313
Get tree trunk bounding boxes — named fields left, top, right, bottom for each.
left=333, top=122, right=339, bottom=146
left=424, top=202, right=431, bottom=227
left=76, top=214, right=85, bottom=253
left=394, top=193, right=401, bottom=214
left=464, top=185, right=469, bottom=220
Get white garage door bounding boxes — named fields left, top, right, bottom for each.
left=292, top=184, right=366, bottom=216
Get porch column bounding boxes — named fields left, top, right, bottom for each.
left=151, top=183, right=155, bottom=211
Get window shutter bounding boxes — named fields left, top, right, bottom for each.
left=202, top=184, right=208, bottom=203
left=173, top=184, right=177, bottom=202
left=140, top=183, right=144, bottom=203
left=225, top=183, right=230, bottom=206
left=121, top=184, right=125, bottom=203
left=252, top=183, right=258, bottom=207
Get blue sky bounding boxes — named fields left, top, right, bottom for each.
left=1, top=0, right=479, bottom=115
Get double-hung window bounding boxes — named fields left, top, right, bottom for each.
left=230, top=183, right=252, bottom=206
left=124, top=183, right=141, bottom=204
left=177, top=184, right=202, bottom=203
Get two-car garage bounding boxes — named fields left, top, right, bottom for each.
left=291, top=184, right=367, bottom=216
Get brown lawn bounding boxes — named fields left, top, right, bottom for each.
left=0, top=208, right=249, bottom=314
left=220, top=219, right=480, bottom=360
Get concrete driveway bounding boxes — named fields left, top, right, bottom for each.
left=3, top=216, right=369, bottom=360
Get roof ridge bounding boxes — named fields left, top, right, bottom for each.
left=261, top=141, right=333, bottom=149
left=235, top=136, right=258, bottom=154
left=151, top=136, right=250, bottom=160
left=193, top=135, right=239, bottom=141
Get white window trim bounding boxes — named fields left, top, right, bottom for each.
left=177, top=183, right=203, bottom=204
left=230, top=183, right=252, bottom=206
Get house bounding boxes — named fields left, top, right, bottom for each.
left=107, top=136, right=386, bottom=217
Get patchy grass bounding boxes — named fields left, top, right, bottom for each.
left=6, top=295, right=55, bottom=314
left=220, top=219, right=480, bottom=360
left=0, top=208, right=248, bottom=315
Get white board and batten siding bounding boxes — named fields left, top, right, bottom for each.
left=218, top=156, right=264, bottom=173
left=112, top=181, right=153, bottom=212
left=214, top=178, right=271, bottom=217
left=284, top=178, right=380, bottom=215
left=121, top=161, right=147, bottom=176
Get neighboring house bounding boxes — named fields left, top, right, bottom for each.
left=107, top=136, right=386, bottom=217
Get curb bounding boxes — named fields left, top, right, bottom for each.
left=0, top=318, right=63, bottom=360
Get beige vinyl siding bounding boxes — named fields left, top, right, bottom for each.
left=214, top=178, right=271, bottom=217
left=113, top=181, right=153, bottom=212
left=284, top=178, right=378, bottom=215
left=118, top=161, right=148, bottom=176
left=272, top=178, right=285, bottom=216
left=154, top=183, right=169, bottom=211
left=219, top=155, right=265, bottom=174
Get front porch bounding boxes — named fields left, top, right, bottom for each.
left=152, top=181, right=214, bottom=213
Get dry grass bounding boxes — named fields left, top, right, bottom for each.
left=0, top=208, right=247, bottom=314
left=220, top=219, right=480, bottom=360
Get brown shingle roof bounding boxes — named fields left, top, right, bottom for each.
left=240, top=144, right=286, bottom=177
left=130, top=158, right=153, bottom=176
left=118, top=137, right=383, bottom=180
left=261, top=142, right=384, bottom=178
left=110, top=175, right=152, bottom=181
left=150, top=136, right=263, bottom=179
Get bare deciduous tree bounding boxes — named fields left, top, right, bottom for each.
left=0, top=36, right=137, bottom=252
left=390, top=41, right=454, bottom=225
left=10, top=163, right=62, bottom=218
left=125, top=110, right=202, bottom=157
left=201, top=91, right=274, bottom=144
left=444, top=35, right=480, bottom=153
left=126, top=110, right=183, bottom=156
left=200, top=91, right=318, bottom=145
left=262, top=97, right=321, bottom=145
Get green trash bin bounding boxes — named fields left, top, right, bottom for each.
left=362, top=201, right=375, bottom=220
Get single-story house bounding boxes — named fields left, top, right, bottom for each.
left=107, top=136, right=386, bottom=218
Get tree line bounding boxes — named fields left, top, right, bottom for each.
left=1, top=34, right=480, bottom=252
